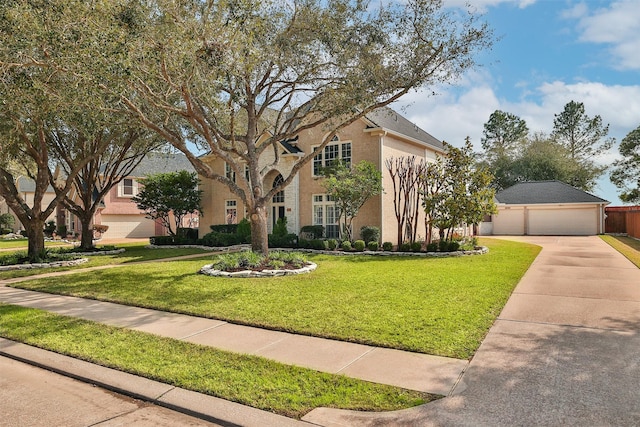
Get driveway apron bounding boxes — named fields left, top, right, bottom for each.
left=304, top=236, right=640, bottom=426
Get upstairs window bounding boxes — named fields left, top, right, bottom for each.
left=225, top=162, right=236, bottom=183
left=118, top=178, right=138, bottom=197
left=313, top=136, right=351, bottom=176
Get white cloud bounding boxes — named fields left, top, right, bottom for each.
left=444, top=0, right=536, bottom=13
left=569, top=0, right=640, bottom=70
left=395, top=79, right=640, bottom=202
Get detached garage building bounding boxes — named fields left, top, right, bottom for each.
left=484, top=181, right=609, bottom=236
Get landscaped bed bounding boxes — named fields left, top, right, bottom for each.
left=0, top=304, right=433, bottom=418
left=11, top=238, right=540, bottom=359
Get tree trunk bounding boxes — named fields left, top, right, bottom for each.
left=79, top=213, right=94, bottom=250
left=250, top=204, right=269, bottom=256
left=25, top=219, right=46, bottom=263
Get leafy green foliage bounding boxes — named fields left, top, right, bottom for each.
left=353, top=240, right=366, bottom=251
left=610, top=125, right=640, bottom=203
left=133, top=171, right=202, bottom=236
left=360, top=226, right=381, bottom=244
left=210, top=251, right=307, bottom=271
left=0, top=213, right=15, bottom=230
left=300, top=225, right=324, bottom=239
left=367, top=241, right=379, bottom=251
left=423, top=139, right=496, bottom=242
left=382, top=242, right=393, bottom=251
left=481, top=110, right=528, bottom=160
left=321, top=161, right=383, bottom=241
left=236, top=218, right=252, bottom=243
left=340, top=241, right=352, bottom=251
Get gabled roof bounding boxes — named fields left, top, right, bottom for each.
left=16, top=177, right=54, bottom=193
left=495, top=181, right=609, bottom=205
left=128, top=152, right=195, bottom=177
left=364, top=106, right=445, bottom=152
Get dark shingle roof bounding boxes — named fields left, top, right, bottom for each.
left=495, top=181, right=609, bottom=205
left=129, top=152, right=195, bottom=177
left=16, top=177, right=54, bottom=193
left=365, top=107, right=444, bottom=151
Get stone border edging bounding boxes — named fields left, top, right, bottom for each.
left=0, top=258, right=89, bottom=271
left=72, top=248, right=126, bottom=256
left=280, top=246, right=489, bottom=257
left=199, top=262, right=318, bottom=278
left=147, top=244, right=250, bottom=251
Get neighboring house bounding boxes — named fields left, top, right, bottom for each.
left=199, top=107, right=445, bottom=244
left=1, top=177, right=58, bottom=233
left=481, top=181, right=609, bottom=236
left=64, top=152, right=197, bottom=239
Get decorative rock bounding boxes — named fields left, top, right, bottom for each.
left=199, top=262, right=318, bottom=278
left=0, top=258, right=89, bottom=272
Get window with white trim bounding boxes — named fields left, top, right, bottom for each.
left=225, top=200, right=237, bottom=224
left=312, top=194, right=340, bottom=238
left=118, top=178, right=138, bottom=197
left=312, top=137, right=351, bottom=176
left=225, top=162, right=236, bottom=183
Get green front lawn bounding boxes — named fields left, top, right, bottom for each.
left=601, top=235, right=640, bottom=268
left=13, top=238, right=540, bottom=359
left=0, top=304, right=432, bottom=418
left=0, top=238, right=69, bottom=250
left=0, top=243, right=213, bottom=279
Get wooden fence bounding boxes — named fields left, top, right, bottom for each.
left=606, top=207, right=640, bottom=239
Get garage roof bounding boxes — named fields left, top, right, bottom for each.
left=495, top=181, right=609, bottom=205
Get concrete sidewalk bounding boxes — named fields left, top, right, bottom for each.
left=305, top=236, right=640, bottom=426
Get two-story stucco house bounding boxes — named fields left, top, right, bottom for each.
left=199, top=107, right=445, bottom=244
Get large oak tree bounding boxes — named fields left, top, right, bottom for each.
left=112, top=0, right=493, bottom=255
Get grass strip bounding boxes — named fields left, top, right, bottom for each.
left=13, top=238, right=540, bottom=359
left=600, top=235, right=640, bottom=268
left=0, top=304, right=434, bottom=419
left=0, top=243, right=212, bottom=280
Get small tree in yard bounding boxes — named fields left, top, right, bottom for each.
left=0, top=213, right=15, bottom=232
left=133, top=171, right=202, bottom=237
left=422, top=139, right=496, bottom=242
left=321, top=161, right=382, bottom=241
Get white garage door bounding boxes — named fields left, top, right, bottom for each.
left=528, top=208, right=597, bottom=235
left=100, top=215, right=156, bottom=239
left=493, top=208, right=525, bottom=235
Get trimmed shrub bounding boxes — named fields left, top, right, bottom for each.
left=382, top=241, right=393, bottom=251
left=177, top=227, right=198, bottom=242
left=367, top=241, right=379, bottom=251
left=398, top=243, right=411, bottom=252
left=411, top=242, right=422, bottom=252
left=311, top=239, right=329, bottom=250
left=199, top=231, right=240, bottom=247
left=438, top=239, right=448, bottom=252
left=341, top=240, right=352, bottom=251
left=272, top=216, right=288, bottom=237
left=300, top=225, right=324, bottom=239
left=447, top=241, right=461, bottom=252
left=236, top=218, right=251, bottom=243
left=268, top=233, right=298, bottom=248
left=426, top=242, right=439, bottom=252
left=209, top=224, right=238, bottom=234
left=354, top=240, right=366, bottom=251
left=327, top=239, right=338, bottom=250
left=360, top=226, right=380, bottom=244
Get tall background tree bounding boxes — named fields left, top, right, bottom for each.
left=108, top=0, right=493, bottom=255
left=611, top=125, right=640, bottom=203
left=321, top=160, right=382, bottom=241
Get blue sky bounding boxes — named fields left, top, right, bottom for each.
left=394, top=0, right=640, bottom=204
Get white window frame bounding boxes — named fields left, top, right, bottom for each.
left=225, top=162, right=236, bottom=183
left=225, top=200, right=238, bottom=224
left=312, top=139, right=352, bottom=176
left=118, top=178, right=138, bottom=197
left=312, top=194, right=340, bottom=238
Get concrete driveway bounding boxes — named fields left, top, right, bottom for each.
left=304, top=236, right=640, bottom=426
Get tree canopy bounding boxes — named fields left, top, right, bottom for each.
left=321, top=160, right=382, bottom=241
left=132, top=171, right=203, bottom=237
left=611, top=125, right=640, bottom=203
left=481, top=110, right=528, bottom=160
left=109, top=0, right=494, bottom=254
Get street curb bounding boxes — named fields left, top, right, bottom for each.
left=0, top=338, right=314, bottom=427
